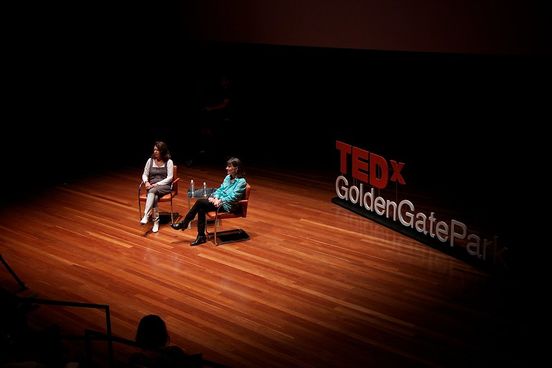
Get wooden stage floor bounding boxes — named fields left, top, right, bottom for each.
left=0, top=165, right=526, bottom=367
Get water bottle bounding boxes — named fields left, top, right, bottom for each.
left=203, top=182, right=207, bottom=197
left=190, top=179, right=195, bottom=197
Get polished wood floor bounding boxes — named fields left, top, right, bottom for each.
left=0, top=165, right=525, bottom=367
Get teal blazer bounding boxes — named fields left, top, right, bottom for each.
left=212, top=175, right=247, bottom=212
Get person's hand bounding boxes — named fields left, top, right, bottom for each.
left=209, top=197, right=222, bottom=207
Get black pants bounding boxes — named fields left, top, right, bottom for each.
left=182, top=198, right=226, bottom=235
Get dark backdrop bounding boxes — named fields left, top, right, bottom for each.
left=5, top=3, right=547, bottom=269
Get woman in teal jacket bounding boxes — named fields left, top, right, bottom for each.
left=172, top=157, right=246, bottom=246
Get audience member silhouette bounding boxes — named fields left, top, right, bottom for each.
left=129, top=314, right=198, bottom=368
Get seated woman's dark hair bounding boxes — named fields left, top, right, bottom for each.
left=135, top=314, right=169, bottom=350
left=227, top=157, right=245, bottom=178
left=154, top=141, right=171, bottom=162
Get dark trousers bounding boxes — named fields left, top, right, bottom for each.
left=182, top=198, right=225, bottom=235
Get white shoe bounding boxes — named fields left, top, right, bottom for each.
left=152, top=218, right=159, bottom=233
left=140, top=214, right=149, bottom=225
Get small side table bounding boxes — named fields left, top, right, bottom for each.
left=185, top=188, right=216, bottom=229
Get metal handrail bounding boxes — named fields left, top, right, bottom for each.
left=16, top=297, right=113, bottom=366
left=0, top=254, right=27, bottom=291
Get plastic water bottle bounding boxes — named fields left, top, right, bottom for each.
left=190, top=179, right=195, bottom=197
left=203, top=182, right=207, bottom=197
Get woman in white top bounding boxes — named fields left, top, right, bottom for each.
left=140, top=141, right=174, bottom=232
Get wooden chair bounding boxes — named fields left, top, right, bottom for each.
left=206, top=183, right=251, bottom=245
left=138, top=165, right=180, bottom=224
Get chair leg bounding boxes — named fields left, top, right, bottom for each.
left=169, top=198, right=174, bottom=224
left=214, top=216, right=218, bottom=245
left=207, top=217, right=249, bottom=245
left=138, top=188, right=141, bottom=221
left=206, top=216, right=219, bottom=245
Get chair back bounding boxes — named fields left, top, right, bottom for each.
left=239, top=183, right=251, bottom=217
left=170, top=165, right=179, bottom=195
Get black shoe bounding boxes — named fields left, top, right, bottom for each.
left=171, top=221, right=187, bottom=230
left=190, top=235, right=207, bottom=246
